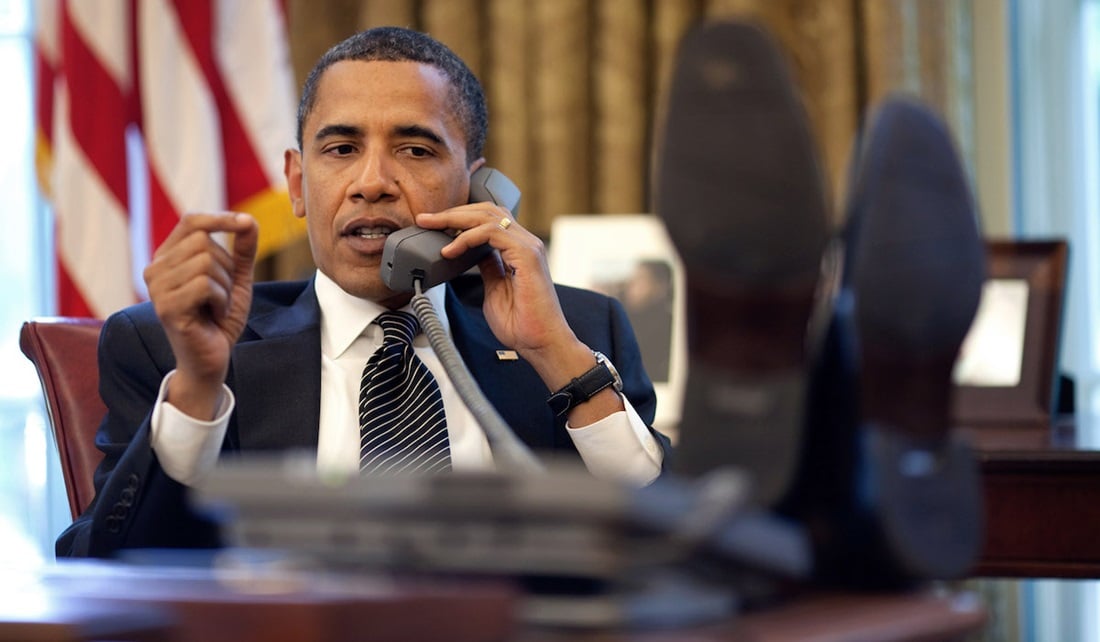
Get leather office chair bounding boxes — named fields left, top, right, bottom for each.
left=19, top=317, right=105, bottom=519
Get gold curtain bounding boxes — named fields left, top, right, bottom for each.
left=272, top=0, right=974, bottom=279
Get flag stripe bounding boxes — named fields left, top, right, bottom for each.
left=139, top=0, right=225, bottom=222
left=33, top=0, right=58, bottom=196
left=61, top=4, right=131, bottom=207
left=148, top=162, right=180, bottom=250
left=55, top=257, right=93, bottom=318
left=68, top=0, right=130, bottom=82
left=173, top=0, right=270, bottom=207
left=215, top=0, right=297, bottom=189
left=53, top=83, right=135, bottom=317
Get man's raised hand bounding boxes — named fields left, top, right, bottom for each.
left=143, top=212, right=258, bottom=419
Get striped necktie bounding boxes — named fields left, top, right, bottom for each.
left=358, top=311, right=451, bottom=474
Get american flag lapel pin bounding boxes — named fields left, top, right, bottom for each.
left=495, top=350, right=519, bottom=361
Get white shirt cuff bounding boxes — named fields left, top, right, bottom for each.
left=566, top=394, right=663, bottom=486
left=150, top=370, right=234, bottom=486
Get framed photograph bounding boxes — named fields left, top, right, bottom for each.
left=952, top=239, right=1069, bottom=426
left=548, top=215, right=686, bottom=437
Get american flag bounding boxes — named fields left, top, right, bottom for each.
left=34, top=0, right=303, bottom=318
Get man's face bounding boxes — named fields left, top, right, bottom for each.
left=285, top=60, right=480, bottom=306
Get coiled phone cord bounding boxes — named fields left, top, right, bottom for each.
left=411, top=279, right=545, bottom=474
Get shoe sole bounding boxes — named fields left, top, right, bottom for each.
left=839, top=97, right=985, bottom=584
left=656, top=20, right=829, bottom=508
left=849, top=97, right=985, bottom=439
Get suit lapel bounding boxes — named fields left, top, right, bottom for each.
left=444, top=282, right=560, bottom=450
left=229, top=281, right=323, bottom=451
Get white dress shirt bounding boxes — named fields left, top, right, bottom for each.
left=150, top=271, right=663, bottom=486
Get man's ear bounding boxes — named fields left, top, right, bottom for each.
left=468, top=157, right=486, bottom=176
left=284, top=148, right=305, bottom=219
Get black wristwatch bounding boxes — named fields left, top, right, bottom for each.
left=547, top=351, right=624, bottom=417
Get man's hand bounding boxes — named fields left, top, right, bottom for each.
left=415, top=205, right=624, bottom=425
left=143, top=212, right=258, bottom=420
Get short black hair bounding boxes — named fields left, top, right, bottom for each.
left=296, top=26, right=488, bottom=163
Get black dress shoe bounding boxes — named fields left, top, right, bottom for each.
left=794, top=96, right=986, bottom=587
left=654, top=19, right=830, bottom=509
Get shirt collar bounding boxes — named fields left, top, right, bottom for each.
left=314, top=269, right=450, bottom=359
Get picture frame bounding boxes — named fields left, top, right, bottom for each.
left=547, top=215, right=687, bottom=438
left=952, top=239, right=1069, bottom=426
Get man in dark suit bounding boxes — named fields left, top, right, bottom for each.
left=58, top=26, right=670, bottom=558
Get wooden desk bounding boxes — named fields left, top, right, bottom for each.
left=0, top=561, right=985, bottom=642
left=968, top=419, right=1100, bottom=577
left=522, top=591, right=985, bottom=641
left=0, top=595, right=173, bottom=642
left=1, top=561, right=517, bottom=642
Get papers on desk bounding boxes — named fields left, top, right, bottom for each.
left=194, top=454, right=811, bottom=629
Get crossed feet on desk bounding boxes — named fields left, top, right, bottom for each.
left=655, top=19, right=985, bottom=589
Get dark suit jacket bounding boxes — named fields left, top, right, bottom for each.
left=57, top=275, right=668, bottom=557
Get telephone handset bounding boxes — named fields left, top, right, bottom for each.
left=379, top=166, right=541, bottom=473
left=381, top=167, right=521, bottom=292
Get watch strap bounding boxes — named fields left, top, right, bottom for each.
left=547, top=361, right=617, bottom=417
